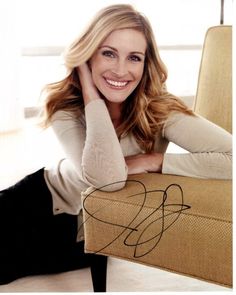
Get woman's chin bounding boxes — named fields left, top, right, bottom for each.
left=98, top=91, right=126, bottom=104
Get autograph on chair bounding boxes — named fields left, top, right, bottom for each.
left=82, top=180, right=191, bottom=258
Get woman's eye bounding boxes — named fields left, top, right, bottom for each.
left=102, top=50, right=115, bottom=58
left=129, top=55, right=142, bottom=62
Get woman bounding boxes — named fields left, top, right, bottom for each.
left=0, top=4, right=232, bottom=286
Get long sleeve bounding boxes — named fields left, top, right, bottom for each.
left=162, top=112, right=232, bottom=179
left=51, top=99, right=127, bottom=191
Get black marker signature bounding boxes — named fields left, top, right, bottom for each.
left=81, top=180, right=191, bottom=258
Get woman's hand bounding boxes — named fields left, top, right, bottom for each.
left=125, top=153, right=164, bottom=175
left=76, top=63, right=101, bottom=106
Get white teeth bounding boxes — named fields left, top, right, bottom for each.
left=106, top=79, right=128, bottom=87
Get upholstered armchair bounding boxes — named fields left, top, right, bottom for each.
left=83, top=25, right=232, bottom=291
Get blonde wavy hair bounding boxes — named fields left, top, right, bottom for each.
left=43, top=4, right=194, bottom=152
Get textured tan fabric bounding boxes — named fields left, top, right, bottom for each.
left=82, top=173, right=232, bottom=287
left=194, top=26, right=232, bottom=133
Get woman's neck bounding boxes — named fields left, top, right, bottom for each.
left=105, top=101, right=122, bottom=128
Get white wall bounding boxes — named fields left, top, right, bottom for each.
left=0, top=1, right=24, bottom=132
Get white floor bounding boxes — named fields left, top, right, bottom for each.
left=0, top=119, right=232, bottom=293
left=0, top=257, right=231, bottom=293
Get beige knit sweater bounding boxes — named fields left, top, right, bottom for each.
left=44, top=99, right=232, bottom=221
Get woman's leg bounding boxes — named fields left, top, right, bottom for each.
left=0, top=168, right=90, bottom=285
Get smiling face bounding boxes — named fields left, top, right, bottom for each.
left=90, top=28, right=147, bottom=105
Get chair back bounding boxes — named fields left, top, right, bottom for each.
left=194, top=25, right=232, bottom=133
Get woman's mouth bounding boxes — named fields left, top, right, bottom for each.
left=104, top=78, right=129, bottom=89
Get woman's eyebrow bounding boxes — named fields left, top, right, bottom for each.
left=99, top=45, right=145, bottom=56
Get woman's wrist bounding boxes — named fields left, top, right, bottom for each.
left=76, top=63, right=101, bottom=106
left=149, top=153, right=163, bottom=173
left=83, top=95, right=101, bottom=106
left=125, top=152, right=164, bottom=175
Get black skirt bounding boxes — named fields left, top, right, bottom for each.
left=0, top=168, right=90, bottom=285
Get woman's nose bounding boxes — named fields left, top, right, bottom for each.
left=111, top=60, right=128, bottom=77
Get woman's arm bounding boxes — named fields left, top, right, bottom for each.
left=51, top=103, right=127, bottom=191
left=125, top=112, right=232, bottom=179
left=82, top=99, right=128, bottom=189
left=50, top=65, right=128, bottom=191
left=162, top=112, right=232, bottom=179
